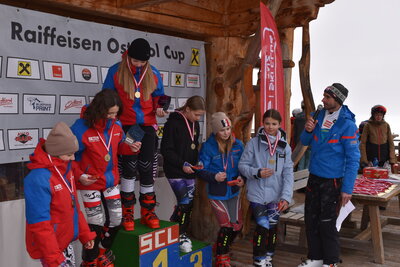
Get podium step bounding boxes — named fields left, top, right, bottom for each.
left=112, top=219, right=212, bottom=266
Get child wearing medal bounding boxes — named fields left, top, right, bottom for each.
left=196, top=112, right=245, bottom=267
left=238, top=109, right=294, bottom=267
left=103, top=38, right=167, bottom=230
left=24, top=122, right=96, bottom=267
left=71, top=89, right=141, bottom=266
left=160, top=95, right=206, bottom=253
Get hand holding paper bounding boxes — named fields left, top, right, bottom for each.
left=336, top=201, right=355, bottom=232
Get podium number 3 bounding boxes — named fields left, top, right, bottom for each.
left=190, top=251, right=203, bottom=267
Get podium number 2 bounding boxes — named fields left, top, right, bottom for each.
left=153, top=248, right=168, bottom=267
left=190, top=251, right=203, bottom=267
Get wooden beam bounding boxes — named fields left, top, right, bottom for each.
left=117, top=0, right=173, bottom=9
left=178, top=0, right=225, bottom=14
left=137, top=2, right=223, bottom=25
left=22, top=0, right=225, bottom=37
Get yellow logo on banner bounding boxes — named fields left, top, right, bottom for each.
left=18, top=61, right=31, bottom=76
left=175, top=75, right=182, bottom=85
left=157, top=126, right=164, bottom=138
left=190, top=48, right=200, bottom=66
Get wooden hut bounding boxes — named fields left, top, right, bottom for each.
left=0, top=0, right=333, bottom=242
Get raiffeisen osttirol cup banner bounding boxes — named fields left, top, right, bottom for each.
left=0, top=3, right=206, bottom=164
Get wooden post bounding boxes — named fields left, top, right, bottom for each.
left=280, top=27, right=295, bottom=135
left=191, top=0, right=283, bottom=242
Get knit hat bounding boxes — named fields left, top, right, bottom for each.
left=324, top=83, right=348, bottom=105
left=45, top=122, right=78, bottom=156
left=128, top=38, right=151, bottom=61
left=211, top=112, right=232, bottom=134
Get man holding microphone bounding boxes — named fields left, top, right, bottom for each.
left=297, top=83, right=360, bottom=267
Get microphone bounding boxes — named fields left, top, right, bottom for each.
left=313, top=104, right=324, bottom=120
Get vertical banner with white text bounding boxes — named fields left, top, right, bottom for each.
left=260, top=2, right=286, bottom=129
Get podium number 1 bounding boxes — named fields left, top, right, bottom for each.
left=153, top=248, right=168, bottom=267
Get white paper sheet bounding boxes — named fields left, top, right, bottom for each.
left=336, top=201, right=355, bottom=231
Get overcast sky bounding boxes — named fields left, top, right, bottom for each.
left=290, top=0, right=400, bottom=135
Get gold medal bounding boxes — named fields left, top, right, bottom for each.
left=191, top=143, right=196, bottom=150
left=269, top=159, right=276, bottom=165
left=135, top=91, right=141, bottom=98
left=104, top=153, right=111, bottom=162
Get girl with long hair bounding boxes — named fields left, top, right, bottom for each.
left=103, top=38, right=167, bottom=230
left=71, top=89, right=141, bottom=266
left=160, top=95, right=206, bottom=253
left=197, top=112, right=245, bottom=267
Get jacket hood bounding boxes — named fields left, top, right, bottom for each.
left=27, top=138, right=69, bottom=171
left=256, top=126, right=287, bottom=141
left=339, top=105, right=356, bottom=122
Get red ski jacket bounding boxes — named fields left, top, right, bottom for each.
left=24, top=139, right=95, bottom=267
left=71, top=115, right=136, bottom=190
left=102, top=59, right=164, bottom=126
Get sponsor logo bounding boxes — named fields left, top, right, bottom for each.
left=88, top=136, right=100, bottom=142
left=27, top=97, right=52, bottom=111
left=18, top=61, right=31, bottom=76
left=0, top=97, right=13, bottom=107
left=64, top=99, right=83, bottom=110
left=139, top=224, right=179, bottom=254
left=114, top=133, right=120, bottom=136
left=83, top=192, right=101, bottom=200
left=82, top=68, right=91, bottom=81
left=15, top=132, right=33, bottom=144
left=52, top=65, right=63, bottom=78
left=190, top=48, right=200, bottom=66
left=54, top=184, right=63, bottom=191
left=175, top=74, right=182, bottom=85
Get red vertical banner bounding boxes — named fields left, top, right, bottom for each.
left=260, top=2, right=286, bottom=129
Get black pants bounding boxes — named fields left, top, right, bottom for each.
left=304, top=174, right=342, bottom=265
left=121, top=125, right=157, bottom=187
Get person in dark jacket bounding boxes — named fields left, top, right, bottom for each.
left=197, top=112, right=244, bottom=267
left=160, top=95, right=206, bottom=253
left=24, top=122, right=95, bottom=267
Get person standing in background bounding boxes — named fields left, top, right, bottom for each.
left=103, top=38, right=167, bottom=230
left=359, top=105, right=397, bottom=169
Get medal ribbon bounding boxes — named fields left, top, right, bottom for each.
left=177, top=111, right=195, bottom=143
left=126, top=58, right=148, bottom=91
left=96, top=125, right=114, bottom=153
left=221, top=153, right=233, bottom=172
left=48, top=155, right=74, bottom=195
left=264, top=130, right=280, bottom=157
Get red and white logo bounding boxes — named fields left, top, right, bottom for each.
left=0, top=97, right=13, bottom=107
left=139, top=224, right=179, bottom=254
left=15, top=132, right=33, bottom=144
left=52, top=65, right=63, bottom=78
left=64, top=99, right=83, bottom=110
left=54, top=184, right=63, bottom=191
